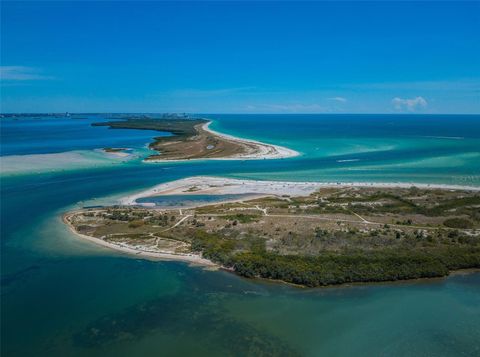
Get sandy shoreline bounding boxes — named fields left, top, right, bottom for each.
left=119, top=176, right=480, bottom=206
left=63, top=212, right=217, bottom=267
left=99, top=148, right=132, bottom=158
left=202, top=121, right=300, bottom=159
left=145, top=121, right=300, bottom=162
left=65, top=176, right=480, bottom=273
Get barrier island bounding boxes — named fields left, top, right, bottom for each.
left=65, top=177, right=480, bottom=287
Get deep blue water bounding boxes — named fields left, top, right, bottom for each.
left=0, top=115, right=167, bottom=156
left=1, top=114, right=480, bottom=356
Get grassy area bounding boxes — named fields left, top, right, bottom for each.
left=444, top=218, right=474, bottom=229
left=93, top=118, right=207, bottom=151
left=68, top=186, right=480, bottom=287
left=224, top=214, right=260, bottom=224
left=93, top=117, right=251, bottom=160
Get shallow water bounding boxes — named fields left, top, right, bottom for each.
left=136, top=194, right=259, bottom=208
left=1, top=114, right=480, bottom=356
left=209, top=114, right=480, bottom=186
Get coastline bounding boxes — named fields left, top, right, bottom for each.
left=63, top=206, right=480, bottom=288
left=119, top=176, right=480, bottom=206
left=99, top=147, right=133, bottom=158
left=62, top=212, right=218, bottom=267
left=202, top=121, right=300, bottom=160
left=144, top=120, right=300, bottom=162
left=64, top=178, right=480, bottom=287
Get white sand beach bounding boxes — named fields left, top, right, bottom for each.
left=66, top=176, right=480, bottom=265
left=119, top=176, right=480, bottom=206
left=202, top=121, right=300, bottom=159
left=145, top=121, right=300, bottom=162
left=63, top=212, right=217, bottom=267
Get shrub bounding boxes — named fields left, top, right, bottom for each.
left=224, top=214, right=259, bottom=224
left=444, top=218, right=474, bottom=229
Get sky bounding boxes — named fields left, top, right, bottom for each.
left=1, top=1, right=479, bottom=114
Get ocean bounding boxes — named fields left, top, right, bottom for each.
left=1, top=114, right=479, bottom=356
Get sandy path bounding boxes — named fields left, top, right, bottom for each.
left=62, top=212, right=217, bottom=267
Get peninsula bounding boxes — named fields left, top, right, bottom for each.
left=93, top=118, right=298, bottom=161
left=65, top=177, right=480, bottom=287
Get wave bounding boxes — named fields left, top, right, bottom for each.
left=336, top=159, right=361, bottom=163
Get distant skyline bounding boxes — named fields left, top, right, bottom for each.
left=1, top=1, right=479, bottom=114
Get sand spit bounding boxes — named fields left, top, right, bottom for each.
left=145, top=121, right=300, bottom=162
left=63, top=212, right=217, bottom=267
left=119, top=176, right=480, bottom=206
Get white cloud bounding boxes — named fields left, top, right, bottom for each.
left=392, top=96, right=428, bottom=112
left=0, top=66, right=54, bottom=81
left=327, top=97, right=347, bottom=103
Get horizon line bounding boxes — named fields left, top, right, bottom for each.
left=1, top=112, right=480, bottom=116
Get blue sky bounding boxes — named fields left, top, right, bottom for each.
left=1, top=1, right=479, bottom=113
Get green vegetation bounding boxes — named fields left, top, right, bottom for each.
left=190, top=230, right=237, bottom=266
left=326, top=190, right=480, bottom=219
left=68, top=186, right=480, bottom=287
left=93, top=117, right=249, bottom=161
left=93, top=118, right=206, bottom=140
left=232, top=248, right=480, bottom=286
left=224, top=214, right=260, bottom=224
left=187, top=228, right=480, bottom=287
left=128, top=220, right=145, bottom=228
left=93, top=118, right=207, bottom=154
left=444, top=218, right=474, bottom=229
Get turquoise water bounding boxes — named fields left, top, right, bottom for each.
left=1, top=114, right=480, bottom=356
left=209, top=114, right=480, bottom=186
